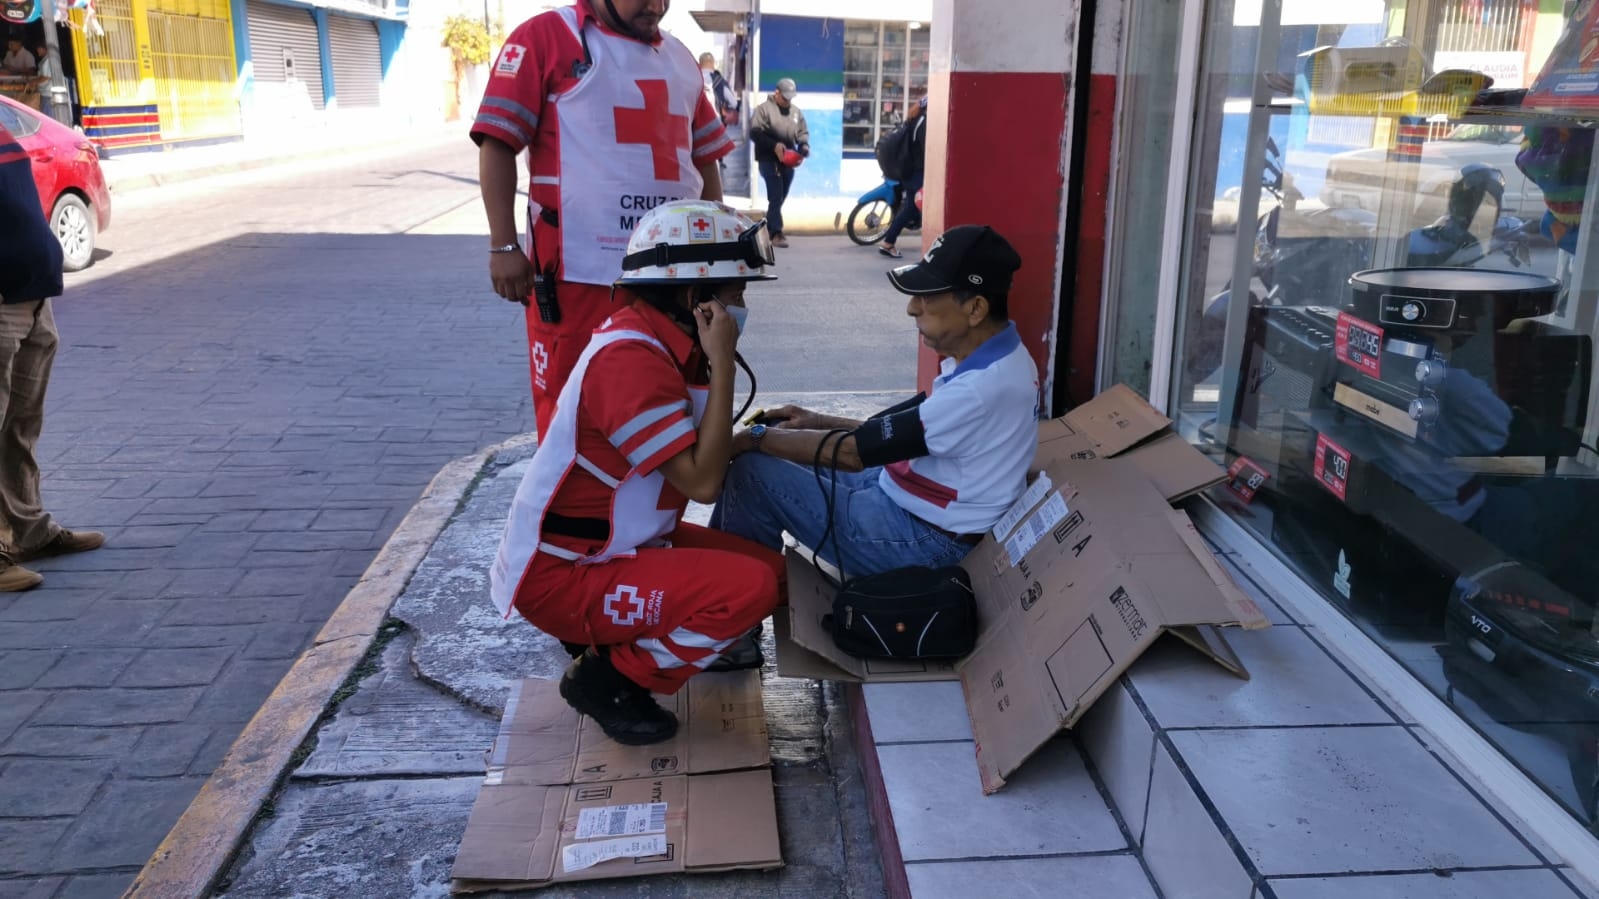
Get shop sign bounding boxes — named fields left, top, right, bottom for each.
left=1, top=0, right=39, bottom=24
left=1334, top=311, right=1383, bottom=378
left=1313, top=433, right=1351, bottom=502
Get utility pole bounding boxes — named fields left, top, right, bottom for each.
left=34, top=0, right=72, bottom=126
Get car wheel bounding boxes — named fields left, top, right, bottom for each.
left=51, top=194, right=96, bottom=272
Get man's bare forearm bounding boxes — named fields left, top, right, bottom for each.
left=479, top=139, right=522, bottom=247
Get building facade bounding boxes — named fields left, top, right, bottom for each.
left=38, top=0, right=411, bottom=151
left=696, top=0, right=933, bottom=200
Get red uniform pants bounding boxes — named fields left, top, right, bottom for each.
left=526, top=282, right=620, bottom=442
left=513, top=523, right=785, bottom=694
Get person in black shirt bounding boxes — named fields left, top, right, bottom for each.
left=0, top=123, right=105, bottom=591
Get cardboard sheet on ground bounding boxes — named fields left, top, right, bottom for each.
left=958, top=457, right=1272, bottom=793
left=450, top=671, right=782, bottom=891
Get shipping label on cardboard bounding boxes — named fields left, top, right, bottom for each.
left=561, top=835, right=669, bottom=873
left=992, top=474, right=1053, bottom=542
left=574, top=803, right=668, bottom=840
left=1001, top=492, right=1070, bottom=568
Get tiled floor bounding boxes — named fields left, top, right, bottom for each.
left=853, top=548, right=1599, bottom=898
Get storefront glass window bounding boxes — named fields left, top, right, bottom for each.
left=843, top=20, right=931, bottom=153
left=1166, top=0, right=1599, bottom=828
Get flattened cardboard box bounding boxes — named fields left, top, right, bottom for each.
left=958, top=458, right=1272, bottom=793
left=773, top=547, right=959, bottom=684
left=450, top=671, right=781, bottom=891
left=1035, top=383, right=1227, bottom=503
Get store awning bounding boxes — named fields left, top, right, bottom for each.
left=690, top=10, right=744, bottom=34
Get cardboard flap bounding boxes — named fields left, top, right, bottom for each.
left=1165, top=626, right=1250, bottom=680
left=1062, top=384, right=1172, bottom=456
left=685, top=770, right=783, bottom=869
left=1161, top=509, right=1272, bottom=630
left=450, top=783, right=564, bottom=885
left=1122, top=436, right=1226, bottom=502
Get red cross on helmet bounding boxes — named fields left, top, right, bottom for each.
left=617, top=200, right=778, bottom=285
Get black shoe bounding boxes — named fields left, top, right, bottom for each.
left=560, top=640, right=588, bottom=658
left=705, top=631, right=765, bottom=672
left=559, top=651, right=679, bottom=745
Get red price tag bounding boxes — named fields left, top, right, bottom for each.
left=1226, top=456, right=1270, bottom=504
left=1313, top=433, right=1351, bottom=502
left=1334, top=312, right=1383, bottom=378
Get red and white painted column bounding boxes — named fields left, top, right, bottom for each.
left=922, top=0, right=1080, bottom=405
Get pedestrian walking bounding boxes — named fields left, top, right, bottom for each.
left=472, top=0, right=735, bottom=440
left=749, top=78, right=808, bottom=248
left=0, top=121, right=105, bottom=591
left=879, top=97, right=928, bottom=259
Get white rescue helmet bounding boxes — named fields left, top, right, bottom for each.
left=617, top=200, right=777, bottom=285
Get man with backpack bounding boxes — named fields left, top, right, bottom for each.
left=878, top=96, right=928, bottom=259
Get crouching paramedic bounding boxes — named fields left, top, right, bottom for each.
left=489, top=201, right=782, bottom=746
left=711, top=225, right=1039, bottom=574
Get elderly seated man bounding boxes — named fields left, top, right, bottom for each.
left=711, top=224, right=1040, bottom=574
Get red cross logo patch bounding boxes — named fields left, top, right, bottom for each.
left=604, top=585, right=646, bottom=626
left=495, top=44, right=526, bottom=76
left=646, top=222, right=664, bottom=242
left=688, top=216, right=714, bottom=243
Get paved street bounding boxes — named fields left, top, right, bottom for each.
left=0, top=135, right=918, bottom=899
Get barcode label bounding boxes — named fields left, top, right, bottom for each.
left=1004, top=492, right=1069, bottom=566
left=992, top=474, right=1052, bottom=542
left=561, top=834, right=668, bottom=872
left=574, top=802, right=668, bottom=840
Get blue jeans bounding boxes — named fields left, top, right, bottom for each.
left=710, top=453, right=972, bottom=577
left=882, top=171, right=924, bottom=247
left=758, top=157, right=794, bottom=235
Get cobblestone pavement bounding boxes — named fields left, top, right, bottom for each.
left=0, top=137, right=918, bottom=899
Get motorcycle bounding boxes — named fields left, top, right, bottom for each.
left=845, top=177, right=902, bottom=246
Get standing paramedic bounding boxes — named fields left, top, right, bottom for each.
left=472, top=0, right=735, bottom=439
left=489, top=201, right=782, bottom=746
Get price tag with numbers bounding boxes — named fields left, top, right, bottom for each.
left=1313, top=433, right=1351, bottom=502
left=1334, top=312, right=1383, bottom=378
left=1225, top=456, right=1270, bottom=504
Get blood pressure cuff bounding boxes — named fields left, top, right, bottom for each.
left=853, top=393, right=929, bottom=468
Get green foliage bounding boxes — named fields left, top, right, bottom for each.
left=442, top=14, right=493, bottom=66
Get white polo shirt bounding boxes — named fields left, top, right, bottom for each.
left=877, top=322, right=1040, bottom=534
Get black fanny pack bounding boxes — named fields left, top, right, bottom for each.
left=810, top=431, right=980, bottom=662
left=825, top=565, right=976, bottom=660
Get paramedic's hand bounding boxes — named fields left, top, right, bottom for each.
left=764, top=405, right=820, bottom=430
left=697, top=301, right=739, bottom=367
left=489, top=250, right=536, bottom=305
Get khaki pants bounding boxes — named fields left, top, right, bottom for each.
left=0, top=300, right=58, bottom=554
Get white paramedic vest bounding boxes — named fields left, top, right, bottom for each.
left=546, top=6, right=707, bottom=286
left=490, top=326, right=708, bottom=618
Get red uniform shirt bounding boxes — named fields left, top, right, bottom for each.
left=469, top=0, right=733, bottom=216
left=543, top=300, right=705, bottom=550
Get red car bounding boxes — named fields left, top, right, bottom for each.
left=0, top=94, right=111, bottom=271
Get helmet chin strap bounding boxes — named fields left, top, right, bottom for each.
left=602, top=0, right=645, bottom=40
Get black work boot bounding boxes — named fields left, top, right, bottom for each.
left=560, top=640, right=588, bottom=659
left=559, top=650, right=679, bottom=745
left=704, top=629, right=765, bottom=672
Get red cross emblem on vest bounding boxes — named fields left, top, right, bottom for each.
left=614, top=79, right=689, bottom=181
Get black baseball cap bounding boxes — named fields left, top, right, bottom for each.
left=887, top=225, right=1022, bottom=297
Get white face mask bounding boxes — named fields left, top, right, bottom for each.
left=725, top=304, right=749, bottom=335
